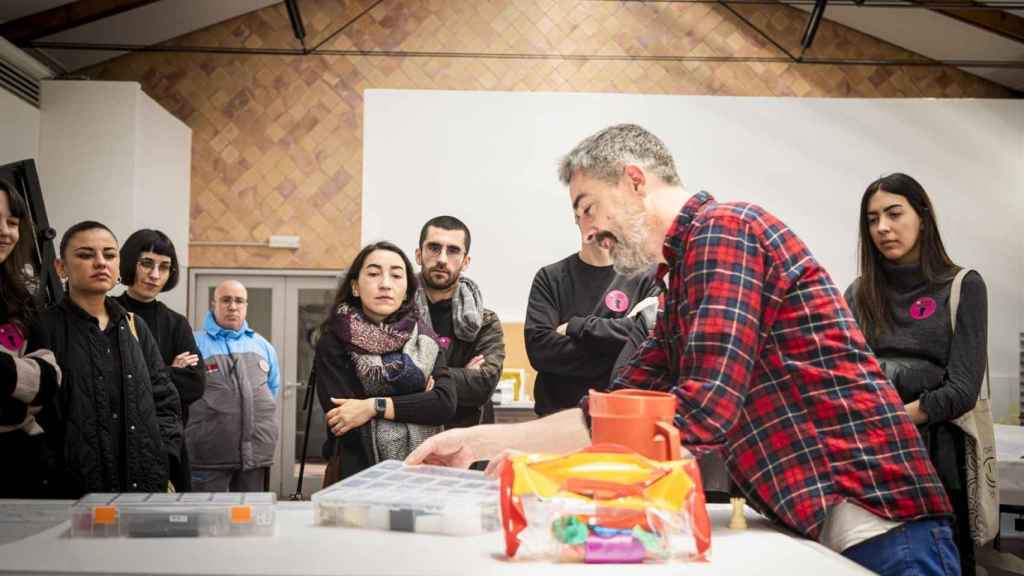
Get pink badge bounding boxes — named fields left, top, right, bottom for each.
left=0, top=323, right=25, bottom=352
left=605, top=290, right=630, bottom=313
left=910, top=297, right=937, bottom=320
left=438, top=336, right=451, bottom=349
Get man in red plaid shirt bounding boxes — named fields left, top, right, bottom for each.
left=409, top=124, right=958, bottom=575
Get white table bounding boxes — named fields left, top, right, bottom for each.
left=0, top=502, right=870, bottom=575
left=995, top=424, right=1024, bottom=507
left=0, top=500, right=68, bottom=546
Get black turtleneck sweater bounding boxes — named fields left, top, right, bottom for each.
left=844, top=263, right=987, bottom=426
left=114, top=292, right=206, bottom=421
left=427, top=298, right=455, bottom=341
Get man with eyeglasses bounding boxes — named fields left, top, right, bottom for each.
left=525, top=214, right=659, bottom=417
left=414, top=216, right=506, bottom=429
left=187, top=280, right=280, bottom=492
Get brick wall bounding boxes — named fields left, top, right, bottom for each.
left=86, top=0, right=1010, bottom=269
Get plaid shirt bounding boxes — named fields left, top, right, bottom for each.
left=604, top=192, right=951, bottom=540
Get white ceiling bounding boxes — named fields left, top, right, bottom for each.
left=41, top=0, right=281, bottom=71
left=788, top=1, right=1024, bottom=91
left=0, top=0, right=280, bottom=72
left=0, top=0, right=1021, bottom=91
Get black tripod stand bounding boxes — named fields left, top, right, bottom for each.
left=289, top=366, right=318, bottom=501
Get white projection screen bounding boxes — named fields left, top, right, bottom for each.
left=363, top=89, right=1024, bottom=419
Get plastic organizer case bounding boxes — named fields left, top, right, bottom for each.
left=312, top=459, right=500, bottom=536
left=71, top=492, right=277, bottom=537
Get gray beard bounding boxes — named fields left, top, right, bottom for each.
left=608, top=208, right=654, bottom=276
left=610, top=241, right=653, bottom=276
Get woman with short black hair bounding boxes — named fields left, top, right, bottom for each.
left=115, top=229, right=204, bottom=491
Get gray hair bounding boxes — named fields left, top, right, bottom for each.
left=558, top=124, right=681, bottom=187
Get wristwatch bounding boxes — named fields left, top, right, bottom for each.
left=374, top=397, right=387, bottom=418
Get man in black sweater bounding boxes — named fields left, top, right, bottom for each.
left=413, top=216, right=506, bottom=429
left=525, top=217, right=659, bottom=416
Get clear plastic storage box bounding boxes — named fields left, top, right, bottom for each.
left=312, top=460, right=500, bottom=536
left=71, top=492, right=277, bottom=537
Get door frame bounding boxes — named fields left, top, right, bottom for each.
left=280, top=274, right=340, bottom=497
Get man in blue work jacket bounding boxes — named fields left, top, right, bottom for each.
left=187, top=280, right=280, bottom=491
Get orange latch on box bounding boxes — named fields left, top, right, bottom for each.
left=93, top=506, right=117, bottom=525
left=230, top=505, right=252, bottom=524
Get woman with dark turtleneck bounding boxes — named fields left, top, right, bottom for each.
left=114, top=229, right=205, bottom=491
left=845, top=173, right=987, bottom=576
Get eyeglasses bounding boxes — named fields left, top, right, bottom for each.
left=217, top=297, right=248, bottom=306
left=424, top=242, right=464, bottom=259
left=138, top=258, right=173, bottom=276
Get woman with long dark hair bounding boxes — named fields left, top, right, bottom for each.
left=27, top=220, right=182, bottom=495
left=115, top=229, right=205, bottom=490
left=845, top=173, right=987, bottom=575
left=314, top=241, right=456, bottom=482
left=0, top=178, right=62, bottom=497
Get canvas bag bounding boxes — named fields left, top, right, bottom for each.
left=949, top=268, right=999, bottom=546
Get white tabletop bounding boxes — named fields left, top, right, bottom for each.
left=0, top=500, right=69, bottom=546
left=995, top=424, right=1024, bottom=507
left=995, top=424, right=1024, bottom=461
left=0, top=502, right=870, bottom=575
left=6, top=424, right=1015, bottom=575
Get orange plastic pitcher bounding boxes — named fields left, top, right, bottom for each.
left=589, top=389, right=681, bottom=462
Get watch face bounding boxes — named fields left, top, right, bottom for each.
left=375, top=398, right=386, bottom=416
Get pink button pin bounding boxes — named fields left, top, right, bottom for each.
left=0, top=323, right=25, bottom=352
left=910, top=297, right=937, bottom=320
left=604, top=290, right=630, bottom=313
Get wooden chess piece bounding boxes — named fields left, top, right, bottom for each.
left=729, top=497, right=747, bottom=530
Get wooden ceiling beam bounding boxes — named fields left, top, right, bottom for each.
left=912, top=0, right=1024, bottom=45
left=0, top=0, right=163, bottom=44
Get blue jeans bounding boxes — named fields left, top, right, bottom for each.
left=842, top=519, right=961, bottom=576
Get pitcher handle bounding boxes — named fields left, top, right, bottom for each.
left=655, top=421, right=681, bottom=461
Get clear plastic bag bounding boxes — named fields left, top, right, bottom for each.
left=499, top=445, right=711, bottom=563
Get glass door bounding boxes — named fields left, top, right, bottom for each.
left=281, top=277, right=339, bottom=498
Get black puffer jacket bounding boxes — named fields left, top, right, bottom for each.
left=28, top=297, right=181, bottom=496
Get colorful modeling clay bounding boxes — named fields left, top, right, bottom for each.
left=584, top=534, right=646, bottom=564
left=552, top=516, right=588, bottom=545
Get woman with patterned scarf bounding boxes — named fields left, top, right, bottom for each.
left=315, top=241, right=457, bottom=483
